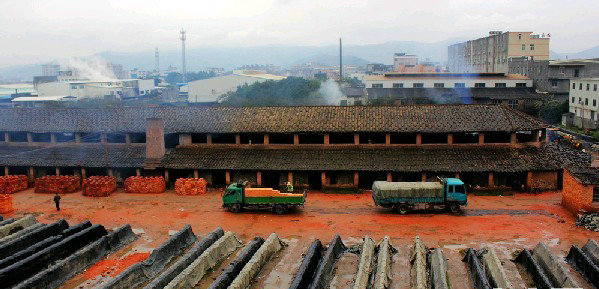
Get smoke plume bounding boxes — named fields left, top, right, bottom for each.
left=60, top=57, right=117, bottom=81
left=318, top=79, right=344, bottom=105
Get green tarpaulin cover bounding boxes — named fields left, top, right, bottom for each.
left=372, top=181, right=443, bottom=199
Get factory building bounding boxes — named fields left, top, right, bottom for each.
left=187, top=71, right=286, bottom=103
left=0, top=105, right=562, bottom=193
left=36, top=79, right=156, bottom=100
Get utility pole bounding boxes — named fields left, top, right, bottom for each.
left=180, top=28, right=187, bottom=83
left=155, top=47, right=160, bottom=75
left=339, top=38, right=343, bottom=80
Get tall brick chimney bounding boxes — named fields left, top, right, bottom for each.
left=145, top=118, right=165, bottom=168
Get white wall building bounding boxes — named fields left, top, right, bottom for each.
left=37, top=79, right=155, bottom=100
left=363, top=73, right=532, bottom=89
left=187, top=71, right=286, bottom=103
left=568, top=78, right=599, bottom=129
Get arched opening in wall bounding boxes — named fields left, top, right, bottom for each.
left=86, top=167, right=108, bottom=177
left=299, top=133, right=324, bottom=144
left=453, top=132, right=479, bottom=144
left=32, top=133, right=51, bottom=143
left=211, top=170, right=227, bottom=187
left=426, top=171, right=454, bottom=181
left=212, top=133, right=236, bottom=144
left=240, top=133, right=264, bottom=144
left=80, top=132, right=101, bottom=143
left=516, top=131, right=534, bottom=143
left=262, top=171, right=283, bottom=190
left=494, top=172, right=527, bottom=190
left=114, top=167, right=138, bottom=185
left=329, top=133, right=354, bottom=144
left=231, top=170, right=257, bottom=186
left=358, top=171, right=387, bottom=189
left=106, top=133, right=126, bottom=143
left=389, top=133, right=417, bottom=144
left=269, top=133, right=294, bottom=144
left=396, top=172, right=422, bottom=182
left=56, top=133, right=75, bottom=143
left=130, top=133, right=146, bottom=143
left=191, top=133, right=207, bottom=144
left=9, top=166, right=28, bottom=176
left=169, top=169, right=194, bottom=184
left=8, top=132, right=27, bottom=142
left=164, top=133, right=179, bottom=148
left=484, top=132, right=511, bottom=143
left=459, top=172, right=488, bottom=190
left=327, top=171, right=353, bottom=185
left=359, top=133, right=386, bottom=144
left=421, top=133, right=447, bottom=144
left=141, top=168, right=163, bottom=177
left=306, top=171, right=323, bottom=190
left=35, top=167, right=55, bottom=178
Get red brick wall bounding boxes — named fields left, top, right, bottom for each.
left=562, top=170, right=599, bottom=214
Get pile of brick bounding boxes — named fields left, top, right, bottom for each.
left=34, top=175, right=81, bottom=194
left=175, top=178, right=207, bottom=195
left=0, top=175, right=28, bottom=194
left=0, top=194, right=13, bottom=213
left=83, top=176, right=117, bottom=197
left=124, top=176, right=165, bottom=194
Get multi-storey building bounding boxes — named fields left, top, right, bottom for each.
left=0, top=105, right=562, bottom=193
left=567, top=78, right=599, bottom=129
left=41, top=64, right=60, bottom=77
left=448, top=31, right=550, bottom=73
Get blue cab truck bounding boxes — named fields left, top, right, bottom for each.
left=372, top=178, right=468, bottom=214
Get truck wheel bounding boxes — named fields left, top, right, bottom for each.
left=230, top=204, right=241, bottom=213
left=396, top=204, right=409, bottom=215
left=449, top=203, right=460, bottom=213
left=274, top=205, right=286, bottom=215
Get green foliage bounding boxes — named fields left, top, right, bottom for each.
left=165, top=71, right=215, bottom=85
left=367, top=95, right=395, bottom=106
left=592, top=130, right=599, bottom=142
left=219, top=77, right=326, bottom=106
left=536, top=99, right=568, bottom=124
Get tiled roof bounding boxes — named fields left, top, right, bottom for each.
left=161, top=145, right=560, bottom=172
left=543, top=142, right=599, bottom=185
left=0, top=105, right=545, bottom=134
left=0, top=144, right=145, bottom=168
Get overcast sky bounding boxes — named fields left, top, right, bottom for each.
left=0, top=0, right=598, bottom=67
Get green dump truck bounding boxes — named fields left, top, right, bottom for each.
left=222, top=182, right=306, bottom=214
left=372, top=178, right=468, bottom=214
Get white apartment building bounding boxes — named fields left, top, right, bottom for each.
left=568, top=78, right=599, bottom=129
left=37, top=79, right=155, bottom=100
left=363, top=73, right=532, bottom=89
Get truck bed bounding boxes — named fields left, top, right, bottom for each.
left=244, top=195, right=304, bottom=205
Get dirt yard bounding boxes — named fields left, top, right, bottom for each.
left=6, top=188, right=599, bottom=289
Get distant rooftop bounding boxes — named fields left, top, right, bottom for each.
left=365, top=73, right=529, bottom=80
left=549, top=59, right=599, bottom=66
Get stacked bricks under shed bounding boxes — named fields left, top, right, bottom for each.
left=83, top=176, right=117, bottom=197
left=0, top=194, right=13, bottom=213
left=125, top=176, right=166, bottom=194
left=34, top=175, right=80, bottom=194
left=175, top=178, right=207, bottom=196
left=0, top=175, right=28, bottom=194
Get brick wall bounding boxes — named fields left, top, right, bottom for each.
left=562, top=170, right=599, bottom=214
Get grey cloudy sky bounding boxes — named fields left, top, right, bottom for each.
left=0, top=0, right=598, bottom=66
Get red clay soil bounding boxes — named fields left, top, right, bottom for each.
left=83, top=252, right=150, bottom=279
left=5, top=188, right=599, bottom=252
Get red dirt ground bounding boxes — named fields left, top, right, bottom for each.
left=83, top=252, right=150, bottom=279
left=5, top=188, right=599, bottom=252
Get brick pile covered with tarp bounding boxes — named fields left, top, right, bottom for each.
left=34, top=176, right=80, bottom=194
left=83, top=176, right=117, bottom=197
left=175, top=178, right=207, bottom=196
left=0, top=175, right=28, bottom=194
left=125, top=176, right=165, bottom=194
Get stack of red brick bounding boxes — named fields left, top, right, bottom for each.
left=175, top=178, right=207, bottom=195
left=83, top=176, right=117, bottom=197
left=0, top=175, right=28, bottom=194
left=0, top=194, right=13, bottom=213
left=34, top=175, right=81, bottom=194
left=125, top=176, right=165, bottom=194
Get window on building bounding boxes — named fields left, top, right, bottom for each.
left=575, top=69, right=580, bottom=77
left=551, top=80, right=558, bottom=88
left=572, top=97, right=576, bottom=103
left=588, top=83, right=591, bottom=91
left=372, top=83, right=383, bottom=88
left=595, top=84, right=598, bottom=91
left=522, top=44, right=526, bottom=50
left=530, top=44, right=535, bottom=51
left=593, top=111, right=596, bottom=121
left=518, top=33, right=522, bottom=40
left=573, top=82, right=576, bottom=89
left=71, top=85, right=77, bottom=89
left=454, top=83, right=466, bottom=88
left=434, top=83, right=444, bottom=88
left=495, top=83, right=507, bottom=88
left=413, top=83, right=424, bottom=88
left=594, top=99, right=597, bottom=107
left=515, top=83, right=527, bottom=88
left=508, top=99, right=519, bottom=109
left=560, top=66, right=565, bottom=74
left=580, top=83, right=583, bottom=90
left=474, top=83, right=486, bottom=88
left=492, top=99, right=502, bottom=105
left=586, top=98, right=589, bottom=105
left=593, top=187, right=599, bottom=203
left=392, top=83, right=403, bottom=88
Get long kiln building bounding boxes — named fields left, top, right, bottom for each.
left=0, top=105, right=562, bottom=192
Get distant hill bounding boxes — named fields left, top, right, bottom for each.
left=295, top=54, right=371, bottom=67
left=550, top=45, right=599, bottom=60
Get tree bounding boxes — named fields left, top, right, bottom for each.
left=536, top=99, right=568, bottom=124
left=219, top=77, right=326, bottom=106
left=165, top=71, right=216, bottom=85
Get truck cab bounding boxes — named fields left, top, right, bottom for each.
left=444, top=178, right=468, bottom=207
left=223, top=183, right=244, bottom=206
